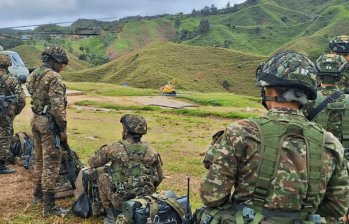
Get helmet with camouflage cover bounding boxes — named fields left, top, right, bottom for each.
left=42, top=44, right=69, bottom=64
left=120, top=114, right=147, bottom=135
left=329, top=35, right=349, bottom=53
left=256, top=51, right=318, bottom=100
left=316, top=54, right=347, bottom=83
left=0, top=53, right=12, bottom=68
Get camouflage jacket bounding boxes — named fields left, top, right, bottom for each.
left=304, top=86, right=347, bottom=142
left=0, top=69, right=26, bottom=118
left=26, top=65, right=67, bottom=132
left=89, top=139, right=164, bottom=189
left=200, top=108, right=349, bottom=219
left=339, top=67, right=349, bottom=92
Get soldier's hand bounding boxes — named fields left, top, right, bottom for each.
left=60, top=131, right=68, bottom=142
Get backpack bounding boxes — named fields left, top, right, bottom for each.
left=55, top=148, right=85, bottom=199
left=9, top=131, right=34, bottom=169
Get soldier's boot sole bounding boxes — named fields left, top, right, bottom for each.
left=42, top=206, right=70, bottom=217
left=0, top=168, right=16, bottom=174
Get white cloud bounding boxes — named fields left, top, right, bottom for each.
left=0, top=0, right=246, bottom=29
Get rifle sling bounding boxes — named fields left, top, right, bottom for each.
left=307, top=91, right=343, bottom=121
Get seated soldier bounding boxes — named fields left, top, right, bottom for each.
left=88, top=114, right=164, bottom=224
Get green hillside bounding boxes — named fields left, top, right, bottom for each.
left=62, top=41, right=267, bottom=97
left=12, top=45, right=91, bottom=71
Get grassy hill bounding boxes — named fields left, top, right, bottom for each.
left=12, top=45, right=91, bottom=71
left=62, top=41, right=267, bottom=97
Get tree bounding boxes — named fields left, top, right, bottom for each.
left=198, top=19, right=210, bottom=34
left=191, top=8, right=197, bottom=17
left=201, top=6, right=210, bottom=16
left=175, top=17, right=181, bottom=28
left=210, top=4, right=218, bottom=15
left=226, top=2, right=231, bottom=9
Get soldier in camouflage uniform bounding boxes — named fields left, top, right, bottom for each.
left=304, top=54, right=348, bottom=143
left=200, top=52, right=349, bottom=224
left=26, top=45, right=70, bottom=217
left=89, top=114, right=164, bottom=224
left=329, top=35, right=349, bottom=93
left=0, top=53, right=26, bottom=174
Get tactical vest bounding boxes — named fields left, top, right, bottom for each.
left=314, top=91, right=349, bottom=150
left=28, top=68, right=52, bottom=113
left=111, top=140, right=156, bottom=197
left=196, top=116, right=326, bottom=224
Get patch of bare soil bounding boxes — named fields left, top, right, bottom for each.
left=0, top=165, right=34, bottom=214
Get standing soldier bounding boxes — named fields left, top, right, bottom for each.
left=89, top=114, right=164, bottom=224
left=0, top=53, right=26, bottom=174
left=329, top=35, right=349, bottom=93
left=304, top=54, right=348, bottom=145
left=26, top=45, right=70, bottom=217
left=200, top=52, right=349, bottom=224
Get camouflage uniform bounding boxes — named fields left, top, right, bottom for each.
left=200, top=52, right=349, bottom=224
left=0, top=53, right=26, bottom=171
left=304, top=54, right=349, bottom=148
left=88, top=114, right=164, bottom=224
left=26, top=44, right=70, bottom=217
left=305, top=86, right=347, bottom=141
left=26, top=65, right=67, bottom=194
left=329, top=35, right=349, bottom=92
left=89, top=141, right=164, bottom=210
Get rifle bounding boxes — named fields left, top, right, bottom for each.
left=182, top=178, right=192, bottom=224
left=44, top=105, right=78, bottom=189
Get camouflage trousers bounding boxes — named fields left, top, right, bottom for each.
left=0, top=117, right=14, bottom=160
left=31, top=115, right=62, bottom=194
left=98, top=173, right=126, bottom=210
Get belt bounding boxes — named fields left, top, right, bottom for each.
left=232, top=204, right=305, bottom=220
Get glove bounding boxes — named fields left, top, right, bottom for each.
left=60, top=131, right=68, bottom=142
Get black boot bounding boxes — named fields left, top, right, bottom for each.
left=33, top=183, right=43, bottom=204
left=0, top=160, right=15, bottom=174
left=104, top=207, right=121, bottom=224
left=42, top=193, right=70, bottom=217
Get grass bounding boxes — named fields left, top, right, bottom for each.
left=74, top=100, right=262, bottom=119
left=65, top=81, right=160, bottom=96
left=62, top=41, right=267, bottom=97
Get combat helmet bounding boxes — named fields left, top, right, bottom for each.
left=256, top=52, right=318, bottom=108
left=329, top=35, right=349, bottom=53
left=0, top=53, right=12, bottom=68
left=120, top=114, right=147, bottom=135
left=42, top=44, right=69, bottom=64
left=315, top=54, right=348, bottom=84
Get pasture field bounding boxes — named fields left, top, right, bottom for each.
left=0, top=82, right=264, bottom=223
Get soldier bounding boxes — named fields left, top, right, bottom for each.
left=26, top=44, right=70, bottom=217
left=329, top=35, right=349, bottom=93
left=88, top=114, right=164, bottom=224
left=304, top=54, right=348, bottom=144
left=0, top=53, right=26, bottom=174
left=200, top=52, right=349, bottom=224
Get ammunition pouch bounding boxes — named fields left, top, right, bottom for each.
left=194, top=203, right=322, bottom=224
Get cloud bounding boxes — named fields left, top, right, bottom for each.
left=0, top=0, right=245, bottom=29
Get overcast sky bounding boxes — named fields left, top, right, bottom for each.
left=0, top=0, right=246, bottom=30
